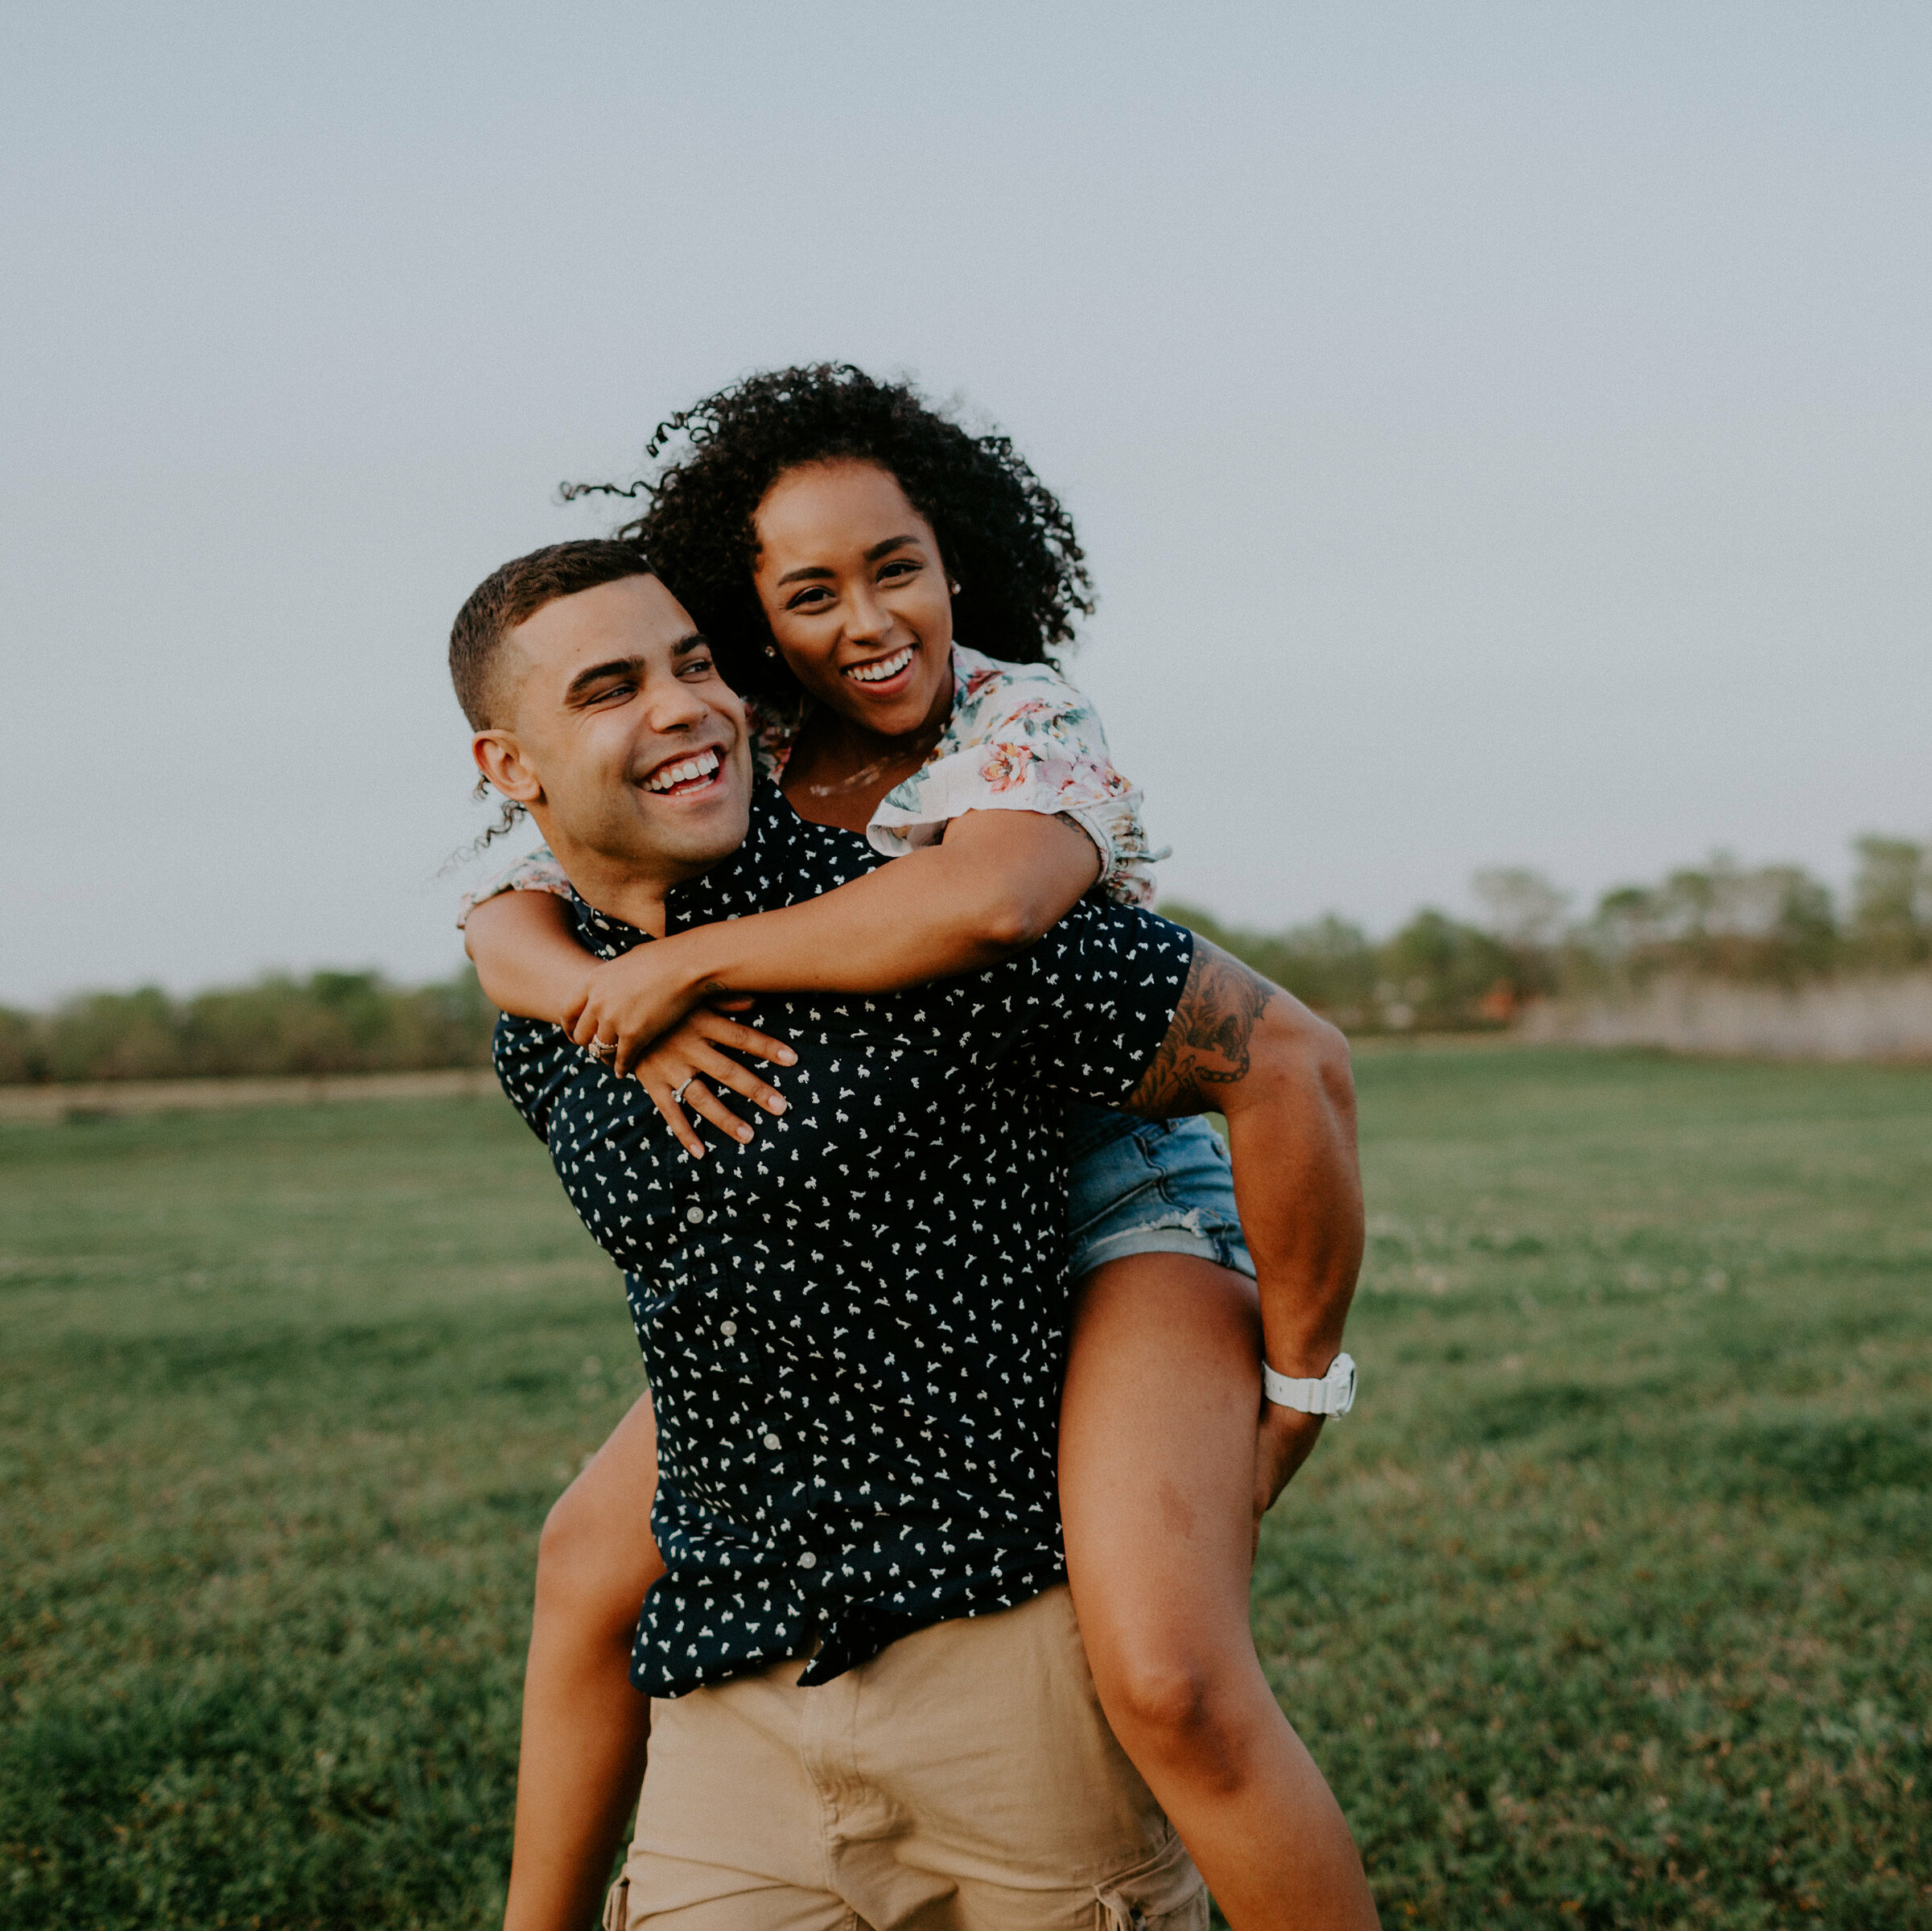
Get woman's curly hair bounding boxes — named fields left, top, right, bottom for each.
left=562, top=364, right=1094, bottom=704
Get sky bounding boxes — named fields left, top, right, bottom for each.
left=3, top=2, right=1927, bottom=1004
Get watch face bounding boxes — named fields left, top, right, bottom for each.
left=1333, top=1354, right=1357, bottom=1414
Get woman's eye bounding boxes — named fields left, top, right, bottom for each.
left=786, top=587, right=831, bottom=611
left=879, top=561, right=919, bottom=583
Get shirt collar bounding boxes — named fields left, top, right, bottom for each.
left=570, top=781, right=799, bottom=960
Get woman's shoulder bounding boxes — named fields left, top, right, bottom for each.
left=949, top=644, right=1102, bottom=735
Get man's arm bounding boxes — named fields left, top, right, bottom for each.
left=1126, top=940, right=1365, bottom=1506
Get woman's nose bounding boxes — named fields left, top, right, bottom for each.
left=844, top=580, right=892, bottom=641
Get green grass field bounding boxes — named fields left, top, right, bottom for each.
left=2, top=1048, right=1927, bottom=1929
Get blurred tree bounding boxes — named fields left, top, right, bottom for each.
left=1378, top=909, right=1514, bottom=1030
left=1160, top=904, right=1377, bottom=1025
left=1848, top=835, right=1930, bottom=968
left=0, top=1007, right=42, bottom=1084
left=1472, top=867, right=1571, bottom=1002
left=1473, top=867, right=1570, bottom=950
left=9, top=970, right=500, bottom=1085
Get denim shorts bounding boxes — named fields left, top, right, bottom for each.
left=1064, top=1104, right=1255, bottom=1283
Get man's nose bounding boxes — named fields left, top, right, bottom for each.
left=642, top=674, right=711, bottom=732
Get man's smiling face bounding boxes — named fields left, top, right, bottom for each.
left=472, top=573, right=753, bottom=920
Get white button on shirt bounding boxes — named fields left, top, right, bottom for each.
left=686, top=1206, right=705, bottom=1224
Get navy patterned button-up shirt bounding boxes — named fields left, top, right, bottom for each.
left=494, top=782, right=1193, bottom=1698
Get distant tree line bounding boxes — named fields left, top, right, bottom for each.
left=4, top=838, right=1926, bottom=1081
left=0, top=970, right=497, bottom=1085
left=1164, top=834, right=1931, bottom=1035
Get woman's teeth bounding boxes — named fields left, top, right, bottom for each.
left=846, top=647, right=913, bottom=685
left=644, top=748, right=720, bottom=793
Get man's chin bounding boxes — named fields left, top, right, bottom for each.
left=641, top=790, right=752, bottom=873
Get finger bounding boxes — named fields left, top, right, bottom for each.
left=687, top=1044, right=789, bottom=1117
left=708, top=994, right=756, bottom=1013
left=569, top=1004, right=603, bottom=1048
left=689, top=1015, right=797, bottom=1066
left=683, top=1078, right=756, bottom=1147
left=639, top=1077, right=706, bottom=1159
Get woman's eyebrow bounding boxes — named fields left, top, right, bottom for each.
left=773, top=536, right=922, bottom=588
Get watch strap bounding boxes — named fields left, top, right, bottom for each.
left=1263, top=1352, right=1357, bottom=1416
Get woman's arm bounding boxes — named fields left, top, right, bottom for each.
left=1123, top=941, right=1364, bottom=1527
left=466, top=888, right=599, bottom=1023
left=573, top=809, right=1102, bottom=1073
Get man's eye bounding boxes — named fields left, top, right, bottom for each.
left=682, top=657, right=715, bottom=677
left=588, top=682, right=633, bottom=705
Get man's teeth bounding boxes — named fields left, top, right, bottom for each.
left=644, top=749, right=721, bottom=793
left=847, top=648, right=913, bottom=684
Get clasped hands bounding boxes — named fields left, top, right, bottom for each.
left=564, top=942, right=796, bottom=1159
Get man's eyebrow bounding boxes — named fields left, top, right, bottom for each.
left=773, top=536, right=922, bottom=587
left=562, top=656, right=645, bottom=702
left=562, top=636, right=710, bottom=702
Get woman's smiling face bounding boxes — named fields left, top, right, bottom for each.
left=751, top=459, right=955, bottom=740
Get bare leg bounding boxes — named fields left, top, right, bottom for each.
left=1060, top=1254, right=1378, bottom=1931
left=505, top=1390, right=667, bottom=1931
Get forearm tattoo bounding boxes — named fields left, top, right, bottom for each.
left=1127, top=941, right=1277, bottom=1117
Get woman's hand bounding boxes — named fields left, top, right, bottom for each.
left=565, top=944, right=715, bottom=1074
left=629, top=1002, right=796, bottom=1159
left=1250, top=1405, right=1323, bottom=1558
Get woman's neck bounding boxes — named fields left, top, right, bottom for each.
left=780, top=677, right=954, bottom=834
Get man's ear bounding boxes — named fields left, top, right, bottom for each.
left=472, top=730, right=544, bottom=806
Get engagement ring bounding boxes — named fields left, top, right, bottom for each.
left=672, top=1078, right=694, bottom=1105
left=591, top=1038, right=618, bottom=1060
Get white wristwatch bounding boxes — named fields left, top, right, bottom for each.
left=1263, top=1352, right=1357, bottom=1416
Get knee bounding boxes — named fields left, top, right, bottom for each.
left=1093, top=1643, right=1266, bottom=1790
left=534, top=1484, right=600, bottom=1609
left=535, top=1482, right=657, bottom=1640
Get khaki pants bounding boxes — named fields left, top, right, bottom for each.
left=605, top=1585, right=1206, bottom=1930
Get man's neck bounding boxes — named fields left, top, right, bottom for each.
left=528, top=817, right=698, bottom=938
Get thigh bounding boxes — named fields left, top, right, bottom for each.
left=1057, top=1254, right=1263, bottom=1674
left=546, top=1386, right=666, bottom=1622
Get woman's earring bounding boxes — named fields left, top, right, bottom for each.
left=764, top=644, right=777, bottom=658
left=949, top=580, right=962, bottom=595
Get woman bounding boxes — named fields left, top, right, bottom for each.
left=464, top=366, right=1376, bottom=1931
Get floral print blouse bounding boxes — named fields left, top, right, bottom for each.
left=457, top=644, right=1161, bottom=924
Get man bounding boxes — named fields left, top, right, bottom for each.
left=455, top=539, right=1374, bottom=1929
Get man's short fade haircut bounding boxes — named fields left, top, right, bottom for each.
left=449, top=538, right=655, bottom=730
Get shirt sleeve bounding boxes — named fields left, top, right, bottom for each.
left=455, top=845, right=574, bottom=931
left=867, top=658, right=1160, bottom=908
left=977, top=900, right=1196, bottom=1106
left=492, top=1013, right=579, bottom=1143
